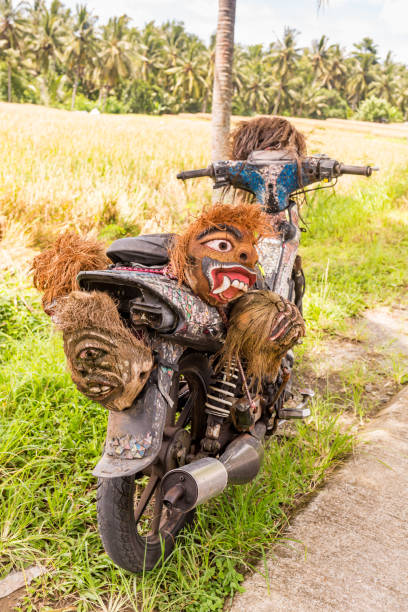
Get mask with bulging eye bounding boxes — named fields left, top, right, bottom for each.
left=169, top=202, right=273, bottom=307
left=184, top=225, right=259, bottom=306
left=52, top=291, right=153, bottom=411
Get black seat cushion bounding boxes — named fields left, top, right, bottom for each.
left=107, top=233, right=175, bottom=266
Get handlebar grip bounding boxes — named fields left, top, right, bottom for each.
left=339, top=164, right=377, bottom=177
left=177, top=167, right=214, bottom=180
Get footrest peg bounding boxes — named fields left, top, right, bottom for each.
left=277, top=388, right=314, bottom=420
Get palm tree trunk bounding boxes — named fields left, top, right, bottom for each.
left=211, top=0, right=236, bottom=162
left=273, top=87, right=282, bottom=115
left=7, top=63, right=12, bottom=103
left=101, top=85, right=109, bottom=112
left=202, top=88, right=209, bottom=113
left=71, top=75, right=79, bottom=110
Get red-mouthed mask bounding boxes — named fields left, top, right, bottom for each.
left=184, top=224, right=259, bottom=306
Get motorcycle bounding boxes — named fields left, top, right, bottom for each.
left=75, top=151, right=377, bottom=571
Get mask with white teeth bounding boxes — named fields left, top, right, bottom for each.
left=184, top=224, right=259, bottom=306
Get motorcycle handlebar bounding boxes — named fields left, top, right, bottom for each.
left=338, top=164, right=379, bottom=177
left=177, top=167, right=214, bottom=180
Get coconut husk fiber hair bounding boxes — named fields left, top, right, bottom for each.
left=53, top=290, right=136, bottom=344
left=31, top=232, right=109, bottom=311
left=230, top=116, right=307, bottom=161
left=169, top=201, right=272, bottom=283
left=220, top=290, right=305, bottom=387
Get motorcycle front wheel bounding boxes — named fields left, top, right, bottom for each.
left=96, top=353, right=210, bottom=572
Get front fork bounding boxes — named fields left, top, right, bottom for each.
left=257, top=203, right=301, bottom=297
left=257, top=205, right=312, bottom=425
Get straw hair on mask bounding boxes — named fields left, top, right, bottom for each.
left=31, top=232, right=109, bottom=309
left=52, top=290, right=135, bottom=343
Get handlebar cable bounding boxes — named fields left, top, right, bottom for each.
left=291, top=177, right=338, bottom=199
left=290, top=178, right=339, bottom=232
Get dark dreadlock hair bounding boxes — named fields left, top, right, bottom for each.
left=229, top=116, right=307, bottom=160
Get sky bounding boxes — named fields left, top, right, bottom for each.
left=61, top=0, right=408, bottom=65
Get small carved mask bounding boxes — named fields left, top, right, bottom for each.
left=52, top=291, right=153, bottom=411
left=185, top=225, right=259, bottom=306
left=220, top=290, right=306, bottom=385
left=64, top=329, right=153, bottom=411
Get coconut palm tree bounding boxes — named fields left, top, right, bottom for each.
left=347, top=36, right=380, bottom=107
left=394, top=74, right=408, bottom=119
left=135, top=21, right=163, bottom=83
left=97, top=15, right=134, bottom=110
left=200, top=40, right=215, bottom=113
left=310, top=35, right=331, bottom=85
left=160, top=20, right=188, bottom=68
left=29, top=1, right=66, bottom=75
left=236, top=45, right=273, bottom=114
left=369, top=52, right=399, bottom=105
left=0, top=0, right=27, bottom=102
left=271, top=27, right=300, bottom=114
left=352, top=36, right=379, bottom=66
left=167, top=39, right=208, bottom=110
left=64, top=5, right=98, bottom=109
left=288, top=81, right=329, bottom=117
left=166, top=40, right=208, bottom=110
left=325, top=43, right=347, bottom=90
left=347, top=55, right=375, bottom=109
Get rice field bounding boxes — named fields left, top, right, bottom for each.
left=1, top=102, right=407, bottom=268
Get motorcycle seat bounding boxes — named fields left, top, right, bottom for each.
left=107, top=233, right=175, bottom=267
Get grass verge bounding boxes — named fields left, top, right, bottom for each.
left=0, top=311, right=352, bottom=611
left=302, top=169, right=408, bottom=333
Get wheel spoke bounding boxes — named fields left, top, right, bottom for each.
left=134, top=474, right=159, bottom=523
left=151, top=491, right=165, bottom=535
left=175, top=393, right=195, bottom=428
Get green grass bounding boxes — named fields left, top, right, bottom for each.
left=1, top=169, right=408, bottom=610
left=0, top=296, right=352, bottom=611
left=301, top=170, right=408, bottom=333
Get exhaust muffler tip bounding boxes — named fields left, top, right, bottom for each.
left=161, top=457, right=228, bottom=512
left=161, top=429, right=266, bottom=512
left=162, top=483, right=186, bottom=510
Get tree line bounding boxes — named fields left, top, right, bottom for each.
left=1, top=0, right=407, bottom=121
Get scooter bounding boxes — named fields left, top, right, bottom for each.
left=77, top=151, right=377, bottom=571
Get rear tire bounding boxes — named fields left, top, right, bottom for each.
left=96, top=353, right=211, bottom=572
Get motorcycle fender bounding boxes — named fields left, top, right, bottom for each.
left=93, top=382, right=168, bottom=478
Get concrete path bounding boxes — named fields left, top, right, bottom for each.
left=228, top=386, right=408, bottom=612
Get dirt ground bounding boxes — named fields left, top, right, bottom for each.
left=227, top=306, right=408, bottom=612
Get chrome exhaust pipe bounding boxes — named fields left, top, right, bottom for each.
left=161, top=424, right=265, bottom=512
left=162, top=457, right=228, bottom=512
